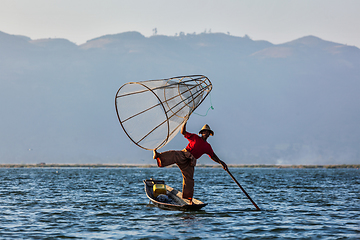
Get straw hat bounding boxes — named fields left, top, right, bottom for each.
left=199, top=124, right=214, bottom=136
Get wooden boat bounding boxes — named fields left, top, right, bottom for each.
left=143, top=179, right=207, bottom=211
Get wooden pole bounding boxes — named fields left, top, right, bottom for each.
left=225, top=169, right=261, bottom=211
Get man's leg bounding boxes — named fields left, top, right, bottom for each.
left=156, top=150, right=196, bottom=203
left=154, top=150, right=182, bottom=168
left=177, top=161, right=195, bottom=201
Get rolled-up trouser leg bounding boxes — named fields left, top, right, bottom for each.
left=156, top=150, right=182, bottom=167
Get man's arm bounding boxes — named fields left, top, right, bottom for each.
left=211, top=153, right=228, bottom=170
left=181, top=121, right=187, bottom=136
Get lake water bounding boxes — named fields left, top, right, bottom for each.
left=0, top=167, right=359, bottom=239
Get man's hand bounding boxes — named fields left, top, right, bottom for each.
left=219, top=160, right=228, bottom=171
left=211, top=153, right=228, bottom=171
left=181, top=121, right=187, bottom=135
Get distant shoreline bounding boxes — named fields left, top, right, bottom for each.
left=0, top=164, right=359, bottom=169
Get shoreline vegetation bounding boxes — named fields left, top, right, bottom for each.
left=0, top=163, right=359, bottom=169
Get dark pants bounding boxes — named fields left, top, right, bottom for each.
left=156, top=149, right=197, bottom=199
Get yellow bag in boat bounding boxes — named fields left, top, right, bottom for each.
left=153, top=184, right=167, bottom=198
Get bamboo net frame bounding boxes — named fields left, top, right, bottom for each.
left=115, top=75, right=212, bottom=150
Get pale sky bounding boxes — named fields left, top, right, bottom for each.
left=0, top=0, right=359, bottom=47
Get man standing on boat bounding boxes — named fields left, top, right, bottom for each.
left=153, top=121, right=228, bottom=204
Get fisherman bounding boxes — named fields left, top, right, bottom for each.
left=153, top=121, right=228, bottom=204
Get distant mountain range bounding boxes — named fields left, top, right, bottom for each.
left=1, top=31, right=359, bottom=165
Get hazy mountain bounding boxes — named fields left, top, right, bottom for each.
left=0, top=31, right=359, bottom=165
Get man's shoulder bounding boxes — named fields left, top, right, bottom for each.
left=184, top=132, right=198, bottom=139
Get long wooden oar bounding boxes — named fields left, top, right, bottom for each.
left=225, top=168, right=261, bottom=211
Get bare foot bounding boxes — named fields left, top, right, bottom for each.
left=186, top=198, right=195, bottom=205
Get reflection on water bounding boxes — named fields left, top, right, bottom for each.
left=0, top=167, right=359, bottom=239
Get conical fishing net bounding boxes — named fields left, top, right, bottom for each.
left=115, top=75, right=212, bottom=150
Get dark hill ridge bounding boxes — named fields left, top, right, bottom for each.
left=0, top=31, right=31, bottom=45
left=3, top=31, right=358, bottom=58
left=0, top=30, right=359, bottom=165
left=252, top=35, right=360, bottom=62
left=30, top=38, right=78, bottom=50
left=287, top=35, right=338, bottom=47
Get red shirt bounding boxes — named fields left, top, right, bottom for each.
left=184, top=132, right=214, bottom=159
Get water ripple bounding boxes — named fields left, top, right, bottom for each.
left=0, top=168, right=359, bottom=239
